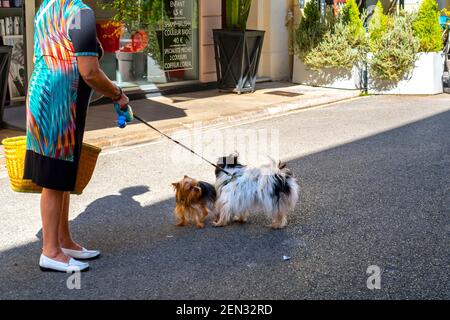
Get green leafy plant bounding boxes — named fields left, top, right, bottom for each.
left=412, top=0, right=443, bottom=52
left=99, top=0, right=145, bottom=34
left=368, top=0, right=391, bottom=50
left=294, top=0, right=327, bottom=62
left=304, top=18, right=364, bottom=70
left=341, top=0, right=365, bottom=38
left=225, top=0, right=252, bottom=30
left=302, top=4, right=366, bottom=70
left=369, top=13, right=420, bottom=81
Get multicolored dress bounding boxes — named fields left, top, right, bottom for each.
left=24, top=0, right=103, bottom=191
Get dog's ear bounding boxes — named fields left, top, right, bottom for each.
left=183, top=175, right=189, bottom=179
left=172, top=182, right=180, bottom=190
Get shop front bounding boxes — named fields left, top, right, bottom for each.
left=86, top=0, right=200, bottom=90
left=1, top=0, right=222, bottom=129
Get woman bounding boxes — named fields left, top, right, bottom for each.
left=25, top=0, right=129, bottom=272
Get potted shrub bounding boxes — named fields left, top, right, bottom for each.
left=292, top=0, right=365, bottom=89
left=368, top=0, right=444, bottom=94
left=213, top=0, right=265, bottom=94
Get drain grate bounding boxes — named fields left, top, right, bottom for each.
left=264, top=90, right=304, bottom=97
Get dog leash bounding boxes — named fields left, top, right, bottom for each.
left=132, top=113, right=232, bottom=177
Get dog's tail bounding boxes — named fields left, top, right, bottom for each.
left=267, top=159, right=299, bottom=211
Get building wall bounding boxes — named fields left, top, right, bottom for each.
left=247, top=0, right=292, bottom=81
left=199, top=0, right=222, bottom=83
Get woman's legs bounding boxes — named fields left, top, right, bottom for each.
left=40, top=188, right=69, bottom=263
left=58, top=192, right=82, bottom=251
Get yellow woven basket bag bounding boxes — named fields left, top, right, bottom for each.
left=2, top=136, right=101, bottom=195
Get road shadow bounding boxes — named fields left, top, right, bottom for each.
left=0, top=182, right=290, bottom=299
left=0, top=108, right=449, bottom=299
left=0, top=98, right=188, bottom=132
left=34, top=186, right=153, bottom=247
left=84, top=99, right=188, bottom=132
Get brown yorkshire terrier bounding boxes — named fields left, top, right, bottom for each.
left=172, top=175, right=217, bottom=228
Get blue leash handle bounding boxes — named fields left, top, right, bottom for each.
left=114, top=103, right=134, bottom=128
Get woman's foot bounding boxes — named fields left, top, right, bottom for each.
left=60, top=239, right=100, bottom=260
left=42, top=249, right=70, bottom=264
left=59, top=239, right=82, bottom=251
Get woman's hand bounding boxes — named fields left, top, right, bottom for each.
left=115, top=92, right=130, bottom=111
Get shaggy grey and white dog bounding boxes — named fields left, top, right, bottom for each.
left=213, top=153, right=299, bottom=229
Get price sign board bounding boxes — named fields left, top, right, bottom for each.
left=162, top=0, right=195, bottom=71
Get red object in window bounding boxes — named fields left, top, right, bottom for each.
left=120, top=30, right=149, bottom=52
left=96, top=20, right=122, bottom=53
left=131, top=30, right=149, bottom=52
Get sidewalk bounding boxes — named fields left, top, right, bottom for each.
left=84, top=82, right=360, bottom=148
left=0, top=82, right=360, bottom=168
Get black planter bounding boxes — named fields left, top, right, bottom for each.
left=213, top=29, right=265, bottom=94
left=0, top=46, right=12, bottom=127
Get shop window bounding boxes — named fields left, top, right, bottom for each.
left=92, top=0, right=199, bottom=88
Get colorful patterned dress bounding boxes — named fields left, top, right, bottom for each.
left=24, top=0, right=102, bottom=191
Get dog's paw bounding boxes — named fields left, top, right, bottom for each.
left=212, top=221, right=225, bottom=227
left=233, top=217, right=247, bottom=224
left=270, top=223, right=285, bottom=230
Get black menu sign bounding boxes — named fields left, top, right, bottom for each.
left=162, top=0, right=195, bottom=71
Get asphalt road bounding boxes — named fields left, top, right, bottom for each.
left=0, top=95, right=449, bottom=299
